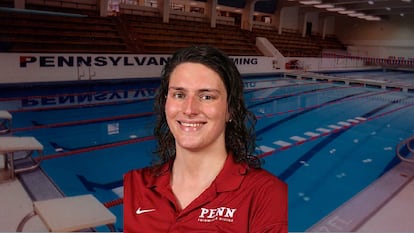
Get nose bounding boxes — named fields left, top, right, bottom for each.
left=183, top=95, right=200, bottom=116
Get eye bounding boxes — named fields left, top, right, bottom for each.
left=200, top=93, right=216, bottom=101
left=169, top=91, right=185, bottom=99
left=173, top=92, right=185, bottom=99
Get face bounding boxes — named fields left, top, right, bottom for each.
left=165, top=62, right=229, bottom=153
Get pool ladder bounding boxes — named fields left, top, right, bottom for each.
left=396, top=134, right=414, bottom=163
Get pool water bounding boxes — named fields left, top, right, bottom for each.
left=2, top=75, right=414, bottom=231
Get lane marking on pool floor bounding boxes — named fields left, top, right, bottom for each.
left=328, top=124, right=341, bottom=130
left=304, top=132, right=320, bottom=137
left=274, top=140, right=292, bottom=147
left=316, top=128, right=331, bottom=133
left=257, top=116, right=366, bottom=155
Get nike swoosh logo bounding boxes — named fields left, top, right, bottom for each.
left=136, top=207, right=156, bottom=215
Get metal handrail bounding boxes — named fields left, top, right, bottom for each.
left=396, top=134, right=414, bottom=163
left=407, top=137, right=414, bottom=153
left=0, top=112, right=12, bottom=136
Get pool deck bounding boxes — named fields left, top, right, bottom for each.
left=287, top=69, right=414, bottom=92
left=308, top=156, right=414, bottom=232
left=1, top=163, right=414, bottom=232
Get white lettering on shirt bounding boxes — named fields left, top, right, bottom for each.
left=198, top=207, right=237, bottom=223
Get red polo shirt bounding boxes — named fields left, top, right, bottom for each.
left=123, top=155, right=287, bottom=233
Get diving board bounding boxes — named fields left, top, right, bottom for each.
left=0, top=136, right=43, bottom=181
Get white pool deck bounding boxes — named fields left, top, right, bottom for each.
left=0, top=174, right=414, bottom=232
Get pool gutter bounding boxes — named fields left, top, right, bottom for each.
left=15, top=156, right=64, bottom=201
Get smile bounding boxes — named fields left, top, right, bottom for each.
left=179, top=121, right=204, bottom=128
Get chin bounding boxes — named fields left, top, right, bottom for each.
left=177, top=142, right=204, bottom=151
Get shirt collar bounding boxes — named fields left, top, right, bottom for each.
left=146, top=153, right=248, bottom=193
left=214, top=153, right=248, bottom=192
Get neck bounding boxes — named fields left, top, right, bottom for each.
left=172, top=147, right=228, bottom=181
left=170, top=147, right=228, bottom=210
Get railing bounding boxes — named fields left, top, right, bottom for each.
left=396, top=134, right=414, bottom=163
left=0, top=110, right=12, bottom=135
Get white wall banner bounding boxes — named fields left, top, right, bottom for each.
left=0, top=53, right=279, bottom=84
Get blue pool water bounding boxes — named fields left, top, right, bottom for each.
left=2, top=73, right=414, bottom=231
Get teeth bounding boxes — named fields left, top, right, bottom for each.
left=181, top=122, right=202, bottom=127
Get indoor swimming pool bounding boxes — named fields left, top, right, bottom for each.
left=1, top=72, right=414, bottom=231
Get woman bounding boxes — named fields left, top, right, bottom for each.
left=124, top=45, right=287, bottom=232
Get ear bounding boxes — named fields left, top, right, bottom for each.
left=225, top=108, right=231, bottom=123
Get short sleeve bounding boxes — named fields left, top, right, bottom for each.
left=249, top=172, right=288, bottom=233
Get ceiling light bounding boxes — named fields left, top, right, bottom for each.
left=401, top=0, right=411, bottom=2
left=364, top=16, right=381, bottom=21
left=338, top=10, right=355, bottom=14
left=357, top=15, right=369, bottom=19
left=349, top=13, right=365, bottom=17
left=400, top=13, right=405, bottom=16
left=299, top=1, right=322, bottom=5
left=368, top=1, right=374, bottom=5
left=327, top=7, right=346, bottom=11
left=314, top=4, right=334, bottom=8
left=385, top=7, right=391, bottom=11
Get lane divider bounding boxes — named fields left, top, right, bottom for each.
left=249, top=85, right=354, bottom=102
left=34, top=135, right=155, bottom=162
left=256, top=89, right=400, bottom=119
left=12, top=111, right=154, bottom=133
left=257, top=116, right=366, bottom=158
left=104, top=198, right=123, bottom=208
left=257, top=102, right=414, bottom=158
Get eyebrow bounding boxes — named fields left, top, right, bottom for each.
left=168, top=86, right=221, bottom=94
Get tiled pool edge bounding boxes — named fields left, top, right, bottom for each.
left=307, top=156, right=414, bottom=232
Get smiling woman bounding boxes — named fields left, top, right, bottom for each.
left=165, top=62, right=229, bottom=157
left=123, top=45, right=288, bottom=233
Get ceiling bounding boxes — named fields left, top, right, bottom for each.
left=213, top=0, right=414, bottom=20
left=278, top=0, right=414, bottom=20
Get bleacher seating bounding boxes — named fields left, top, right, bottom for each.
left=25, top=0, right=99, bottom=16
left=123, top=14, right=262, bottom=56
left=252, top=27, right=346, bottom=57
left=0, top=0, right=13, bottom=8
left=0, top=4, right=346, bottom=57
left=311, top=34, right=347, bottom=51
left=252, top=27, right=322, bottom=57
left=0, top=11, right=129, bottom=53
